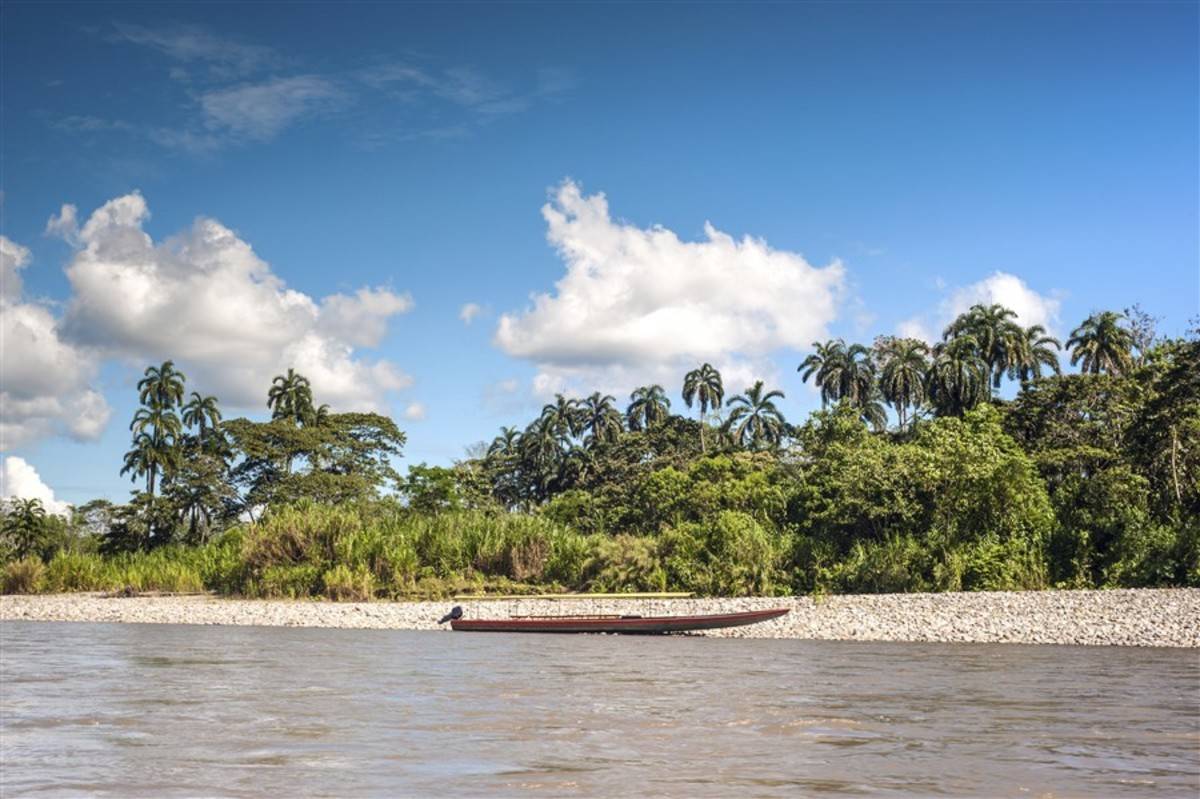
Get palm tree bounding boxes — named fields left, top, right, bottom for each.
left=927, top=335, right=990, bottom=417
left=137, top=361, right=187, bottom=410
left=1012, top=325, right=1061, bottom=382
left=682, top=363, right=724, bottom=452
left=626, top=385, right=671, bottom=431
left=121, top=430, right=180, bottom=496
left=838, top=343, right=877, bottom=406
left=308, top=403, right=331, bottom=427
left=557, top=444, right=596, bottom=488
left=1067, top=311, right=1135, bottom=375
left=876, top=337, right=929, bottom=431
left=798, top=340, right=845, bottom=407
left=520, top=417, right=568, bottom=497
left=580, top=392, right=623, bottom=447
left=723, top=381, right=788, bottom=450
left=540, top=394, right=583, bottom=439
left=3, top=498, right=47, bottom=558
left=944, top=304, right=1024, bottom=391
left=182, top=392, right=222, bottom=438
left=267, top=368, right=314, bottom=424
left=858, top=395, right=890, bottom=433
left=488, top=426, right=522, bottom=458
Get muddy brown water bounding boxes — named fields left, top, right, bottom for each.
left=1, top=621, right=1197, bottom=797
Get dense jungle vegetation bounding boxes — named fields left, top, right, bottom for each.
left=3, top=305, right=1197, bottom=599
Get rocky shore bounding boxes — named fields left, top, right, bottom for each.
left=2, top=588, right=1197, bottom=647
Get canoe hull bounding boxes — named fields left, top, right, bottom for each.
left=450, top=607, right=789, bottom=634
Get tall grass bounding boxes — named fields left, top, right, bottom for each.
left=2, top=501, right=1079, bottom=600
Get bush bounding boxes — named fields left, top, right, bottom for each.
left=829, top=536, right=932, bottom=594
left=957, top=538, right=1047, bottom=591
left=322, top=564, right=376, bottom=601
left=108, top=549, right=205, bottom=593
left=44, top=552, right=108, bottom=592
left=242, top=501, right=362, bottom=570
left=661, top=511, right=789, bottom=595
left=3, top=558, right=46, bottom=594
left=254, top=564, right=323, bottom=598
left=582, top=535, right=666, bottom=592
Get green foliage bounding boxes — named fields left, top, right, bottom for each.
left=253, top=565, right=323, bottom=598
left=225, top=411, right=405, bottom=510
left=3, top=558, right=46, bottom=594
left=661, top=511, right=790, bottom=596
left=582, top=535, right=666, bottom=592
left=26, top=325, right=1197, bottom=600
left=44, top=551, right=107, bottom=592
left=2, top=498, right=49, bottom=559
left=322, top=564, right=376, bottom=601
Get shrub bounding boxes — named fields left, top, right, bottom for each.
left=582, top=535, right=666, bottom=592
left=242, top=501, right=362, bottom=570
left=322, top=564, right=376, bottom=601
left=255, top=564, right=323, bottom=598
left=829, top=535, right=932, bottom=594
left=3, top=557, right=45, bottom=594
left=661, top=511, right=789, bottom=595
left=958, top=538, right=1047, bottom=591
left=44, top=552, right=108, bottom=592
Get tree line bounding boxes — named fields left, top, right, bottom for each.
left=2, top=304, right=1196, bottom=597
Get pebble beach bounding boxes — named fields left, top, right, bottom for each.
left=3, top=588, right=1197, bottom=647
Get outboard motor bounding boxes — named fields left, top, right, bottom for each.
left=438, top=606, right=464, bottom=625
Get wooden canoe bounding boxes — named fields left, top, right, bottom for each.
left=449, top=607, right=789, bottom=634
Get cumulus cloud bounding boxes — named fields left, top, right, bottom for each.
left=899, top=271, right=1062, bottom=342
left=1, top=235, right=111, bottom=449
left=1, top=457, right=71, bottom=516
left=403, top=402, right=426, bottom=421
left=200, top=76, right=346, bottom=141
left=1, top=235, right=30, bottom=301
left=2, top=458, right=70, bottom=514
left=49, top=192, right=412, bottom=414
left=459, top=302, right=482, bottom=324
left=44, top=204, right=81, bottom=246
left=495, top=180, right=845, bottom=396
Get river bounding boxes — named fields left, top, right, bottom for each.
left=1, top=621, right=1197, bottom=797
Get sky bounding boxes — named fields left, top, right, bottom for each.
left=2, top=1, right=1197, bottom=509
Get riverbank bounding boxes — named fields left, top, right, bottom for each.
left=3, top=588, right=1197, bottom=646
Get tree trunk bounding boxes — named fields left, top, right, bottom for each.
left=1170, top=425, right=1182, bottom=507
left=699, top=404, right=707, bottom=453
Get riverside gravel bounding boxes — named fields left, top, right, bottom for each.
left=2, top=589, right=1197, bottom=647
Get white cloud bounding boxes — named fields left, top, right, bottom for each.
left=896, top=317, right=935, bottom=343
left=320, top=287, right=413, bottom=347
left=459, top=302, right=482, bottom=324
left=1, top=456, right=71, bottom=516
left=44, top=204, right=81, bottom=246
left=50, top=192, right=412, bottom=415
left=403, top=402, right=426, bottom=421
left=944, top=271, right=1061, bottom=332
left=112, top=23, right=281, bottom=78
left=1, top=235, right=111, bottom=449
left=200, top=76, right=346, bottom=140
left=899, top=270, right=1062, bottom=343
left=495, top=180, right=845, bottom=396
left=1, top=235, right=31, bottom=301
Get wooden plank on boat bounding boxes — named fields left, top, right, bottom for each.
left=451, top=592, right=695, bottom=600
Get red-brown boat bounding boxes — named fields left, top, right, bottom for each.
left=438, top=606, right=789, bottom=634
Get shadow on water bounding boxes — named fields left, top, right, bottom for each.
left=1, top=621, right=1197, bottom=798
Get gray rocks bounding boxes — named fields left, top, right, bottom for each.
left=1, top=589, right=1196, bottom=647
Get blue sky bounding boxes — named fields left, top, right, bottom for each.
left=2, top=1, right=1197, bottom=507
